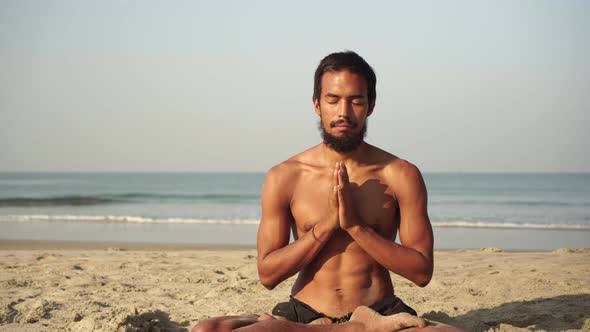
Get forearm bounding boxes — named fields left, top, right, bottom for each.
left=258, top=222, right=335, bottom=289
left=346, top=224, right=433, bottom=287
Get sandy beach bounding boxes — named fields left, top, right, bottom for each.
left=0, top=241, right=589, bottom=332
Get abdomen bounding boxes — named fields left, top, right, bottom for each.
left=291, top=232, right=394, bottom=317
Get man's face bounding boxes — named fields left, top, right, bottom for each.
left=314, top=70, right=373, bottom=152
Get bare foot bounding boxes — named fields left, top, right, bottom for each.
left=309, top=317, right=333, bottom=325
left=257, top=314, right=275, bottom=321
left=257, top=314, right=288, bottom=322
left=350, top=306, right=426, bottom=332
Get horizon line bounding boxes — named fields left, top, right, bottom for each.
left=1, top=170, right=589, bottom=174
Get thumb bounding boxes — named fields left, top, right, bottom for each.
left=331, top=185, right=339, bottom=206
left=336, top=185, right=343, bottom=205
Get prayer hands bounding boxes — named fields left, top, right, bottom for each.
left=325, top=163, right=340, bottom=232
left=315, top=161, right=361, bottom=242
left=315, top=162, right=340, bottom=239
left=336, top=161, right=360, bottom=231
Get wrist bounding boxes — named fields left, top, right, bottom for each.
left=344, top=223, right=365, bottom=235
left=341, top=212, right=364, bottom=233
left=312, top=222, right=337, bottom=242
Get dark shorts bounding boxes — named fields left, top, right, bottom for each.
left=271, top=296, right=417, bottom=324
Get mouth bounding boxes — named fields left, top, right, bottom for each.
left=336, top=124, right=351, bottom=130
left=330, top=120, right=357, bottom=130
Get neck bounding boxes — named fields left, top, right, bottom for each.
left=321, top=141, right=368, bottom=165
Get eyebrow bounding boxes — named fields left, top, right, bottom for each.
left=324, top=93, right=366, bottom=99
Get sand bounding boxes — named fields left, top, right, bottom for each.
left=0, top=241, right=589, bottom=332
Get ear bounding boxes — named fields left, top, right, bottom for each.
left=313, top=97, right=321, bottom=116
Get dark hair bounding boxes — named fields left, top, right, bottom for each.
left=313, top=51, right=376, bottom=106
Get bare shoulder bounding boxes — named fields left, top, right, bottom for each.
left=263, top=146, right=321, bottom=200
left=264, top=159, right=299, bottom=194
left=364, top=145, right=419, bottom=177
left=385, top=158, right=424, bottom=185
left=385, top=159, right=427, bottom=207
left=367, top=146, right=425, bottom=195
left=265, top=146, right=318, bottom=181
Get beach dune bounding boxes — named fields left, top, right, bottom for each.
left=0, top=241, right=589, bottom=332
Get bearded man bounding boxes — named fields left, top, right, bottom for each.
left=193, top=51, right=463, bottom=332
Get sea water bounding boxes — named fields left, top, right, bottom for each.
left=1, top=172, right=588, bottom=250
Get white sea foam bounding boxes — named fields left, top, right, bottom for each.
left=431, top=220, right=590, bottom=230
left=0, top=214, right=589, bottom=230
left=0, top=215, right=260, bottom=225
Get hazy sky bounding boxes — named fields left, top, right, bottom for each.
left=1, top=1, right=588, bottom=172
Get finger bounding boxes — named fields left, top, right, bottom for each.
left=330, top=185, right=339, bottom=208
left=340, top=162, right=349, bottom=183
left=337, top=188, right=345, bottom=223
left=333, top=167, right=340, bottom=204
left=338, top=161, right=347, bottom=187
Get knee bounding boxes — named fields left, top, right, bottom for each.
left=192, top=319, right=232, bottom=332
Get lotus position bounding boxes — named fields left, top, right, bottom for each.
left=193, top=51, right=463, bottom=332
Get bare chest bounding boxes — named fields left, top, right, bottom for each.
left=290, top=171, right=399, bottom=239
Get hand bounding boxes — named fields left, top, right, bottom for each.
left=337, top=161, right=360, bottom=230
left=325, top=162, right=340, bottom=231
left=312, top=163, right=340, bottom=242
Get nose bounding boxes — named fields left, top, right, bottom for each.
left=337, top=100, right=352, bottom=118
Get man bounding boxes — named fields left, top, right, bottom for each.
left=193, top=51, right=463, bottom=332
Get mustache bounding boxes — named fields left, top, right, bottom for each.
left=330, top=119, right=358, bottom=128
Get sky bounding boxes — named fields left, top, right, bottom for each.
left=1, top=0, right=588, bottom=172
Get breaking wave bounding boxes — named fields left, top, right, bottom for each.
left=0, top=193, right=260, bottom=207
left=0, top=215, right=589, bottom=230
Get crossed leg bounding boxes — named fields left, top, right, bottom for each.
left=192, top=306, right=464, bottom=332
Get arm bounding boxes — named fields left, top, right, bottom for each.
left=338, top=161, right=434, bottom=287
left=256, top=164, right=339, bottom=289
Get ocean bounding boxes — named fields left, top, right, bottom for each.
left=1, top=172, right=588, bottom=250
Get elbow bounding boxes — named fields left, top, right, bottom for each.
left=259, top=275, right=279, bottom=290
left=261, top=280, right=278, bottom=290
left=414, top=256, right=434, bottom=287
left=414, top=268, right=433, bottom=287
left=257, top=268, right=279, bottom=290
left=415, top=274, right=432, bottom=287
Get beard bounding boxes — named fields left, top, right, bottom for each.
left=319, top=118, right=367, bottom=153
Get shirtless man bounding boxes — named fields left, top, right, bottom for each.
left=193, top=51, right=462, bottom=332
